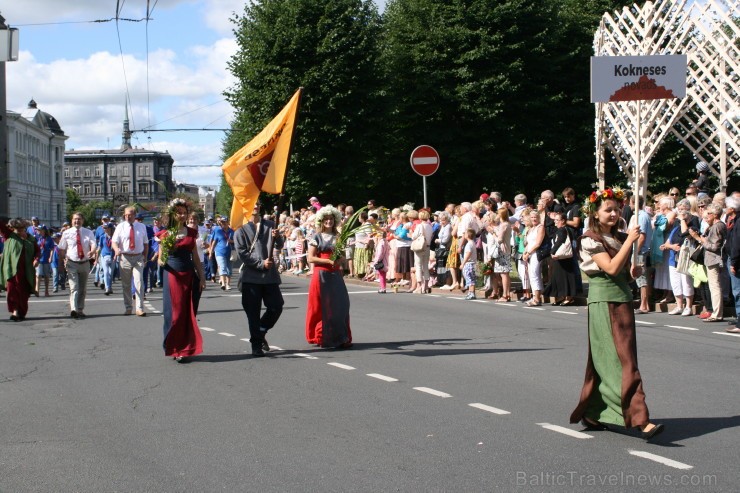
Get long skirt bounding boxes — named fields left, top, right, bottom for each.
left=387, top=239, right=398, bottom=279
left=544, top=258, right=576, bottom=298
left=306, top=264, right=352, bottom=348
left=395, top=246, right=412, bottom=274
left=447, top=236, right=460, bottom=269
left=354, top=247, right=371, bottom=276
left=162, top=268, right=203, bottom=358
left=570, top=301, right=649, bottom=428
left=6, top=258, right=31, bottom=319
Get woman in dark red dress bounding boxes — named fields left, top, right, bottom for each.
left=0, top=218, right=39, bottom=321
left=157, top=200, right=206, bottom=362
left=305, top=206, right=352, bottom=349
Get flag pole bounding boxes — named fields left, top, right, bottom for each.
left=271, top=87, right=304, bottom=257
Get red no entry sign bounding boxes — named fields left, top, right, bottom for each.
left=410, top=145, right=440, bottom=177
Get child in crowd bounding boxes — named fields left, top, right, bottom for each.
left=462, top=228, right=477, bottom=300
left=371, top=229, right=389, bottom=293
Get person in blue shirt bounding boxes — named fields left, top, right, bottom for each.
left=209, top=217, right=234, bottom=290
left=35, top=226, right=55, bottom=297
left=93, top=215, right=110, bottom=287
left=96, top=223, right=116, bottom=295
left=51, top=233, right=62, bottom=293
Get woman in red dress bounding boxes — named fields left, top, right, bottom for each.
left=0, top=218, right=39, bottom=321
left=305, top=206, right=352, bottom=349
left=157, top=200, right=206, bottom=362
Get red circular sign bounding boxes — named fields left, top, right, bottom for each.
left=410, top=145, right=440, bottom=177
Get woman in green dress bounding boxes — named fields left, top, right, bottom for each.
left=570, top=188, right=664, bottom=440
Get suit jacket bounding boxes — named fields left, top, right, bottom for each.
left=234, top=219, right=283, bottom=285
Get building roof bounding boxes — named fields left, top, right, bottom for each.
left=20, top=99, right=65, bottom=136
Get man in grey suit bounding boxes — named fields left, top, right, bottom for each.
left=234, top=201, right=284, bottom=357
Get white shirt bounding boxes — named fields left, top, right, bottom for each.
left=112, top=221, right=148, bottom=254
left=58, top=227, right=96, bottom=261
left=457, top=212, right=480, bottom=238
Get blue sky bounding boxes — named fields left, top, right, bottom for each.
left=2, top=0, right=387, bottom=187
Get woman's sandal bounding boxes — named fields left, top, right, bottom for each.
left=581, top=418, right=607, bottom=431
left=561, top=299, right=575, bottom=306
left=640, top=423, right=665, bottom=440
left=526, top=300, right=542, bottom=307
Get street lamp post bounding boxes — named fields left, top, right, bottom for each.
left=0, top=15, right=19, bottom=217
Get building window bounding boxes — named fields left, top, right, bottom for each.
left=139, top=182, right=150, bottom=194
left=64, top=168, right=69, bottom=178
left=122, top=183, right=129, bottom=193
left=110, top=166, right=117, bottom=176
left=111, top=184, right=117, bottom=193
left=84, top=168, right=91, bottom=178
left=83, top=184, right=91, bottom=195
left=139, top=165, right=150, bottom=176
left=94, top=167, right=101, bottom=177
left=74, top=168, right=79, bottom=177
left=55, top=171, right=60, bottom=190
left=95, top=184, right=102, bottom=195
left=123, top=167, right=129, bottom=176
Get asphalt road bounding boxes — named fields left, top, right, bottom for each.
left=1, top=275, right=738, bottom=492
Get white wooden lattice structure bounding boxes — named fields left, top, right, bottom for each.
left=595, top=0, right=740, bottom=192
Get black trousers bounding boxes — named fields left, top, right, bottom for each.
left=241, top=283, right=284, bottom=346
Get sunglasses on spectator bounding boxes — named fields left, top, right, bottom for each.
left=669, top=193, right=679, bottom=196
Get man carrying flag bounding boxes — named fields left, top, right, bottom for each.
left=222, top=89, right=302, bottom=356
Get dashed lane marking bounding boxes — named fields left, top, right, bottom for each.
left=536, top=423, right=593, bottom=439
left=552, top=310, right=578, bottom=315
left=524, top=306, right=545, bottom=311
left=628, top=450, right=693, bottom=470
left=665, top=325, right=699, bottom=331
left=413, top=387, right=452, bottom=398
left=200, top=327, right=215, bottom=332
left=713, top=331, right=740, bottom=338
left=469, top=403, right=511, bottom=415
left=367, top=373, right=398, bottom=382
left=240, top=338, right=250, bottom=342
left=636, top=320, right=656, bottom=325
left=328, top=362, right=355, bottom=370
left=294, top=353, right=319, bottom=360
left=218, top=332, right=236, bottom=337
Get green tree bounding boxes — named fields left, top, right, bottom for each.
left=215, top=173, right=233, bottom=218
left=65, top=188, right=83, bottom=218
left=224, top=0, right=384, bottom=207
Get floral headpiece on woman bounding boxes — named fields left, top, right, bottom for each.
left=581, top=186, right=626, bottom=216
left=167, top=197, right=190, bottom=215
left=314, top=206, right=342, bottom=230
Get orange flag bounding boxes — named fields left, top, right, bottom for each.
left=222, top=88, right=302, bottom=227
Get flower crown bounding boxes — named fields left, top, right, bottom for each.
left=314, top=206, right=342, bottom=229
left=581, top=186, right=626, bottom=216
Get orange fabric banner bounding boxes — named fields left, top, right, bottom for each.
left=222, top=88, right=302, bottom=227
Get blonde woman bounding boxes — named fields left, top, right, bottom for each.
left=522, top=210, right=545, bottom=306
left=441, top=205, right=462, bottom=290
left=411, top=210, right=434, bottom=293
left=492, top=208, right=513, bottom=301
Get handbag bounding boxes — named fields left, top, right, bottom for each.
left=676, top=238, right=692, bottom=274
left=374, top=260, right=385, bottom=271
left=551, top=237, right=573, bottom=260
left=535, top=241, right=551, bottom=261
left=410, top=235, right=426, bottom=252
left=689, top=243, right=705, bottom=265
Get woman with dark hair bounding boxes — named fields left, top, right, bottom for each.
left=544, top=212, right=576, bottom=305
left=570, top=187, right=664, bottom=440
left=157, top=199, right=206, bottom=362
left=0, top=218, right=39, bottom=321
left=305, top=206, right=352, bottom=349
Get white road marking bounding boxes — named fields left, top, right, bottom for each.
left=367, top=373, right=398, bottom=382
left=665, top=325, right=699, bottom=331
left=713, top=331, right=740, bottom=338
left=294, top=353, right=319, bottom=360
left=628, top=450, right=693, bottom=470
left=536, top=423, right=593, bottom=439
left=240, top=338, right=250, bottom=342
left=413, top=387, right=452, bottom=398
left=524, top=306, right=545, bottom=311
left=636, top=320, right=656, bottom=325
left=426, top=294, right=441, bottom=297
left=469, top=403, right=511, bottom=415
left=552, top=310, right=578, bottom=315
left=494, top=302, right=519, bottom=307
left=200, top=327, right=214, bottom=332
left=218, top=332, right=236, bottom=337
left=270, top=345, right=284, bottom=351
left=328, top=362, right=355, bottom=370
left=471, top=300, right=487, bottom=303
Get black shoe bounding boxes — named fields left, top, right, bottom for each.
left=252, top=347, right=265, bottom=357
left=94, top=281, right=99, bottom=287
left=70, top=310, right=78, bottom=319
left=262, top=338, right=271, bottom=352
left=580, top=418, right=607, bottom=431
left=10, top=314, right=19, bottom=322
left=105, top=290, right=112, bottom=296
left=641, top=423, right=664, bottom=440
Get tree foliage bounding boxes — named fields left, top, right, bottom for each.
left=222, top=0, right=704, bottom=209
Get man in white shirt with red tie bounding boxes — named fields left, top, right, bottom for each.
left=57, top=212, right=97, bottom=319
left=112, top=206, right=149, bottom=316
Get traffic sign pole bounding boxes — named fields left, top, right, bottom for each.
left=410, top=145, right=440, bottom=209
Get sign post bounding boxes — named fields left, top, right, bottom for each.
left=410, top=145, right=440, bottom=209
left=591, top=54, right=687, bottom=266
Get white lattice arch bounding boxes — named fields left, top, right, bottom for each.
left=595, top=0, right=739, bottom=193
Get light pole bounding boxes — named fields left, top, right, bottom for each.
left=0, top=15, right=19, bottom=217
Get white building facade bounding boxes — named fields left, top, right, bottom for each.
left=6, top=99, right=67, bottom=225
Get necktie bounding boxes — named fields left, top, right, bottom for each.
left=129, top=224, right=136, bottom=251
left=76, top=228, right=84, bottom=259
